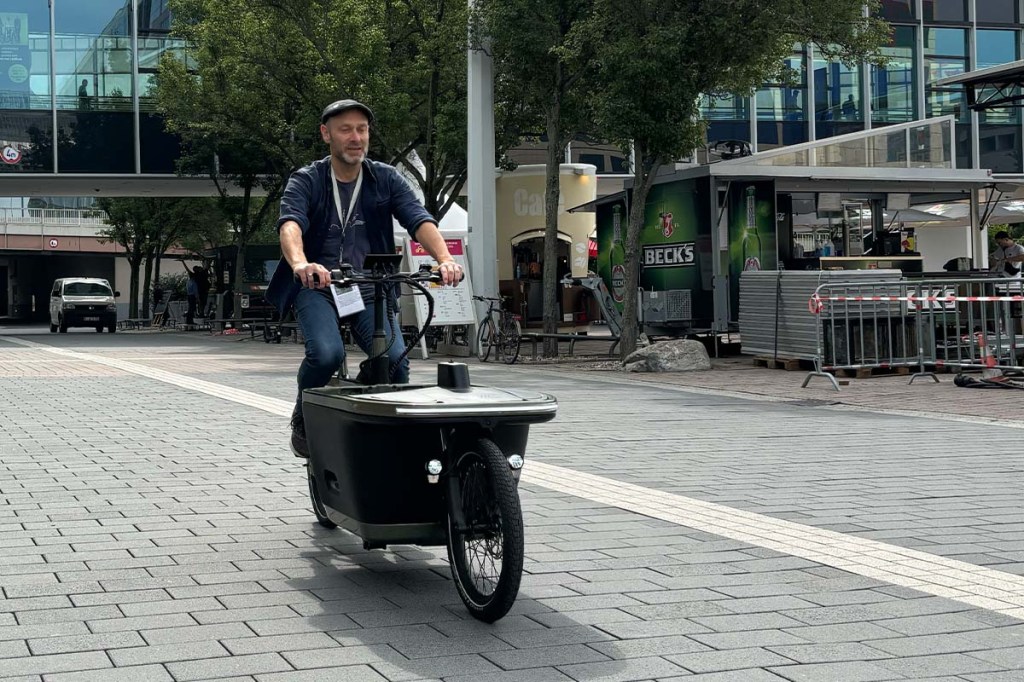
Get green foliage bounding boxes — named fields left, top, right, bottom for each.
left=988, top=224, right=1024, bottom=250
left=158, top=0, right=470, bottom=219
left=569, top=0, right=890, bottom=356
left=157, top=272, right=189, bottom=300
left=97, top=197, right=225, bottom=317
left=473, top=0, right=597, bottom=352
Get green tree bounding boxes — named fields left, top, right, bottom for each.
left=157, top=0, right=477, bottom=325
left=577, top=0, right=889, bottom=357
left=162, top=0, right=471, bottom=219
left=473, top=0, right=594, bottom=356
left=97, top=198, right=220, bottom=319
left=97, top=198, right=151, bottom=319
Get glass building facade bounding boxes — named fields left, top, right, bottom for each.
left=0, top=0, right=183, bottom=176
left=4, top=1, right=1024, bottom=178
left=701, top=0, right=1024, bottom=174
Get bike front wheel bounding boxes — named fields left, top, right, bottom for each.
left=476, top=320, right=494, bottom=362
left=446, top=438, right=524, bottom=623
left=307, top=465, right=337, bottom=530
left=499, top=318, right=521, bottom=365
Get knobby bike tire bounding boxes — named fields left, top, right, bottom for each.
left=499, top=317, right=521, bottom=365
left=307, top=465, right=338, bottom=530
left=446, top=438, right=524, bottom=622
left=476, top=319, right=494, bottom=362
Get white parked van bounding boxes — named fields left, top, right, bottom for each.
left=49, top=278, right=119, bottom=333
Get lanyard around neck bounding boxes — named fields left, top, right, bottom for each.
left=331, top=165, right=364, bottom=235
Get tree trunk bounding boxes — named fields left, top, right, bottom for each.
left=542, top=108, right=564, bottom=357
left=619, top=147, right=662, bottom=359
left=232, top=187, right=252, bottom=325
left=128, top=256, right=142, bottom=319
left=233, top=240, right=246, bottom=324
left=141, top=249, right=155, bottom=319
left=153, top=253, right=163, bottom=304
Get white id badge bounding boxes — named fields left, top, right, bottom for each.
left=331, top=284, right=365, bottom=318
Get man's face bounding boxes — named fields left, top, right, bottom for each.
left=998, top=237, right=1013, bottom=249
left=320, top=110, right=370, bottom=166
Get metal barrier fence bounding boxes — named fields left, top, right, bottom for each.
left=802, top=277, right=1024, bottom=391
left=0, top=208, right=108, bottom=226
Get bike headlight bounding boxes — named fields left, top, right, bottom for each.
left=425, top=459, right=442, bottom=484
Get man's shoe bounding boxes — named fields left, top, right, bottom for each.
left=290, top=410, right=309, bottom=458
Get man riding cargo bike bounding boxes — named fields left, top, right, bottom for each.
left=265, top=99, right=556, bottom=622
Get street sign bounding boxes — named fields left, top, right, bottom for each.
left=2, top=145, right=21, bottom=165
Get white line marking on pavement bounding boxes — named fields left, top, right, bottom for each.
left=0, top=337, right=294, bottom=417
left=6, top=336, right=1024, bottom=621
left=514, top=366, right=1024, bottom=430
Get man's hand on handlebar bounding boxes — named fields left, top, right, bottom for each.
left=436, top=259, right=463, bottom=287
left=294, top=262, right=331, bottom=289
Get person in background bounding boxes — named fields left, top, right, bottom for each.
left=78, top=79, right=90, bottom=109
left=192, top=265, right=210, bottom=318
left=185, top=266, right=199, bottom=325
left=990, top=231, right=1024, bottom=278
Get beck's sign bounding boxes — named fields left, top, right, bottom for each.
left=643, top=242, right=695, bottom=268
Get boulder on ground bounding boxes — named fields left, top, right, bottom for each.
left=623, top=339, right=711, bottom=373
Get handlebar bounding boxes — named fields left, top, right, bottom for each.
left=328, top=264, right=449, bottom=289
left=295, top=262, right=462, bottom=384
left=471, top=294, right=507, bottom=303
left=300, top=263, right=462, bottom=289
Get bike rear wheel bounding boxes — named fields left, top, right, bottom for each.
left=446, top=438, right=524, bottom=622
left=307, top=465, right=337, bottom=530
left=499, top=318, right=521, bottom=365
left=476, top=320, right=494, bottom=362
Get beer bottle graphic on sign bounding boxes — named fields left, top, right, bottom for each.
left=610, top=204, right=626, bottom=303
left=742, top=185, right=762, bottom=271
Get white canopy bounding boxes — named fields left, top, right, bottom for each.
left=393, top=150, right=468, bottom=238
left=917, top=200, right=1024, bottom=227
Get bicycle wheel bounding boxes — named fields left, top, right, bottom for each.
left=476, top=320, right=494, bottom=362
left=446, top=438, right=524, bottom=623
left=307, top=465, right=337, bottom=530
left=499, top=317, right=521, bottom=365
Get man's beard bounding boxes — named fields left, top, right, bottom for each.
left=336, top=147, right=366, bottom=166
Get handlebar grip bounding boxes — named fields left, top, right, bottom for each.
left=293, top=271, right=322, bottom=286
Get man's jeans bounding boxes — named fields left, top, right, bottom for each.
left=293, top=287, right=409, bottom=415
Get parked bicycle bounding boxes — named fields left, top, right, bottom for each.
left=473, top=295, right=521, bottom=364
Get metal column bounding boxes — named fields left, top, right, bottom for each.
left=971, top=188, right=989, bottom=269
left=466, top=0, right=498, bottom=303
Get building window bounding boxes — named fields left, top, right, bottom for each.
left=976, top=29, right=1019, bottom=70
left=922, top=0, right=967, bottom=22
left=568, top=137, right=629, bottom=176
left=756, top=55, right=806, bottom=122
left=54, top=0, right=134, bottom=112
left=976, top=29, right=1022, bottom=172
left=976, top=0, right=1017, bottom=24
left=924, top=28, right=967, bottom=122
left=878, top=0, right=914, bottom=20
left=53, top=0, right=135, bottom=172
left=814, top=54, right=862, bottom=139
left=872, top=26, right=917, bottom=124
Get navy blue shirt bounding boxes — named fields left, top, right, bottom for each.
left=266, top=157, right=435, bottom=315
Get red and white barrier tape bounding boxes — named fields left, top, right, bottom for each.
left=809, top=293, right=1024, bottom=314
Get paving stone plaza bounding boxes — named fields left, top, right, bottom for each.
left=2, top=327, right=1024, bottom=681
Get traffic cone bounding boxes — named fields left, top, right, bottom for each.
left=976, top=332, right=1001, bottom=380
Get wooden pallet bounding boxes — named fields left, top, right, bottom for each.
left=752, top=356, right=812, bottom=371
left=834, top=365, right=912, bottom=379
